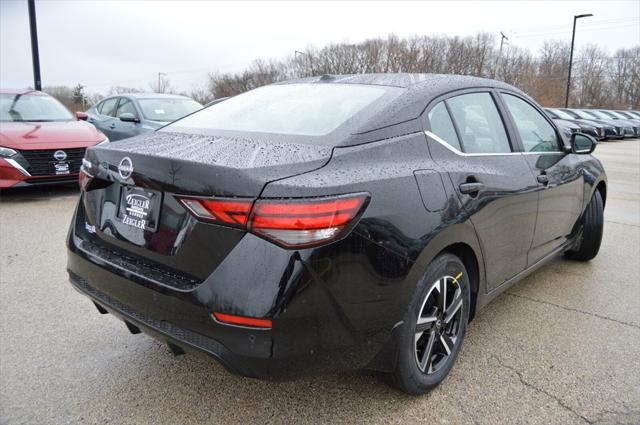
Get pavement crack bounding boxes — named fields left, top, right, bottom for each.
left=491, top=355, right=594, bottom=424
left=504, top=292, right=640, bottom=330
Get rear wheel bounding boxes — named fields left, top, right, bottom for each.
left=391, top=253, right=470, bottom=395
left=565, top=190, right=604, bottom=261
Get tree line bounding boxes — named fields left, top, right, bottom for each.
left=46, top=33, right=640, bottom=110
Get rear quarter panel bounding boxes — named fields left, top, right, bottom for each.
left=261, top=131, right=484, bottom=339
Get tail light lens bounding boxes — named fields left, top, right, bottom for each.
left=179, top=198, right=252, bottom=229
left=178, top=193, right=369, bottom=248
left=250, top=195, right=368, bottom=248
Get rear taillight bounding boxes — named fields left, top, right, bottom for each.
left=178, top=193, right=369, bottom=248
left=250, top=195, right=368, bottom=248
left=179, top=198, right=252, bottom=229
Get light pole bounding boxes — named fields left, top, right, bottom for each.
left=565, top=13, right=593, bottom=108
left=28, top=0, right=41, bottom=91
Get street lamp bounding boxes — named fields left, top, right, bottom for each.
left=565, top=13, right=593, bottom=108
left=28, top=0, right=41, bottom=91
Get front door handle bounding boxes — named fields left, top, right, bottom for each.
left=537, top=174, right=549, bottom=185
left=459, top=182, right=485, bottom=194
left=109, top=123, right=116, bottom=129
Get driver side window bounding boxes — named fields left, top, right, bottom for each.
left=503, top=94, right=560, bottom=152
left=98, top=98, right=118, bottom=117
left=115, top=98, right=137, bottom=118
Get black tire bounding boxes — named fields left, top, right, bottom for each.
left=565, top=190, right=604, bottom=261
left=391, top=253, right=470, bottom=395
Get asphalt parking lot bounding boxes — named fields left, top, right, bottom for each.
left=1, top=139, right=639, bottom=425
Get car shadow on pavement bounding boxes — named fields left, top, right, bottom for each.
left=80, top=333, right=444, bottom=424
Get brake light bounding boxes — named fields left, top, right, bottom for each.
left=213, top=312, right=272, bottom=329
left=178, top=193, right=369, bottom=248
left=179, top=198, right=252, bottom=229
left=250, top=194, right=368, bottom=248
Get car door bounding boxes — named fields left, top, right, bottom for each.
left=89, top=97, right=119, bottom=140
left=499, top=92, right=584, bottom=264
left=425, top=91, right=538, bottom=291
left=110, top=97, right=143, bottom=141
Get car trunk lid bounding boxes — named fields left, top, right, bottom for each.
left=79, top=131, right=332, bottom=282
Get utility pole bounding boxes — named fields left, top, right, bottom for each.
left=565, top=13, right=593, bottom=108
left=157, top=72, right=167, bottom=93
left=28, top=0, right=42, bottom=90
left=493, top=32, right=508, bottom=80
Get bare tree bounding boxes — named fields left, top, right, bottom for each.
left=574, top=45, right=610, bottom=107
left=197, top=32, right=638, bottom=108
left=189, top=83, right=214, bottom=105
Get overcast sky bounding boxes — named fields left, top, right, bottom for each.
left=1, top=0, right=638, bottom=94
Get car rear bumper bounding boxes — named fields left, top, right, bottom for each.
left=67, top=270, right=270, bottom=377
left=66, top=203, right=410, bottom=378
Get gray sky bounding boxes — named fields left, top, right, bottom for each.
left=1, top=0, right=639, bottom=94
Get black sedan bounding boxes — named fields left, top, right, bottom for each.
left=544, top=108, right=604, bottom=140
left=596, top=110, right=640, bottom=136
left=67, top=74, right=606, bottom=395
left=561, top=108, right=626, bottom=139
left=582, top=110, right=637, bottom=137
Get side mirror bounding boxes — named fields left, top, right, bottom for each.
left=76, top=111, right=88, bottom=121
left=119, top=113, right=140, bottom=123
left=571, top=133, right=596, bottom=154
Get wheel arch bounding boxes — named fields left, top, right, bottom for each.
left=409, top=221, right=486, bottom=323
left=440, top=243, right=480, bottom=322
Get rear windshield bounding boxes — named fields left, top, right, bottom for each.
left=166, top=83, right=390, bottom=136
left=138, top=98, right=202, bottom=122
left=0, top=93, right=73, bottom=122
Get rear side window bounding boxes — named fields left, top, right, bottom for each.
left=167, top=83, right=391, bottom=136
left=446, top=93, right=511, bottom=154
left=503, top=94, right=560, bottom=152
left=98, top=98, right=118, bottom=117
left=427, top=102, right=462, bottom=151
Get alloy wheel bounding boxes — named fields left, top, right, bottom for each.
left=414, top=273, right=464, bottom=374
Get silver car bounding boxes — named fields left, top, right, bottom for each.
left=84, top=93, right=202, bottom=141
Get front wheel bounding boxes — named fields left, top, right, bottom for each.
left=565, top=190, right=604, bottom=261
left=391, top=253, right=470, bottom=395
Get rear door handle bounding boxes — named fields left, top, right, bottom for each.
left=537, top=174, right=549, bottom=185
left=459, top=182, right=485, bottom=194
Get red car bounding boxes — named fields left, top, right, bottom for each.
left=0, top=89, right=107, bottom=188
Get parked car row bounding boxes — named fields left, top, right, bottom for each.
left=0, top=89, right=202, bottom=189
left=545, top=107, right=640, bottom=140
